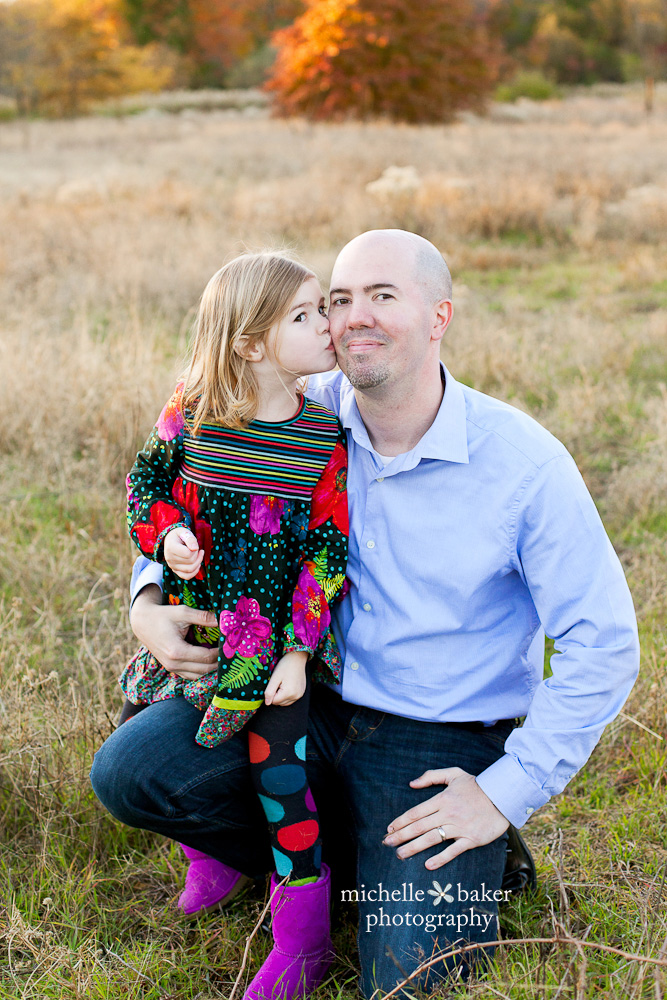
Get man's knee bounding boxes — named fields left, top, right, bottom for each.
left=90, top=702, right=188, bottom=827
left=89, top=699, right=259, bottom=835
left=90, top=724, right=148, bottom=826
left=359, top=912, right=498, bottom=998
left=355, top=833, right=507, bottom=998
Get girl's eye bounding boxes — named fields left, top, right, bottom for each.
left=294, top=311, right=307, bottom=322
left=319, top=305, right=328, bottom=316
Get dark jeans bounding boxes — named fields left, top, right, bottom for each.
left=90, top=684, right=513, bottom=997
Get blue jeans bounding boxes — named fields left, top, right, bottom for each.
left=91, top=684, right=513, bottom=997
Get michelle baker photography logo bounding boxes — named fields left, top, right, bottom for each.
left=341, top=880, right=513, bottom=935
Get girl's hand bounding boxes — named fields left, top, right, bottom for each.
left=265, top=651, right=308, bottom=706
left=163, top=527, right=204, bottom=580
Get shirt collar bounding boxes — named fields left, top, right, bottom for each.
left=339, top=362, right=470, bottom=466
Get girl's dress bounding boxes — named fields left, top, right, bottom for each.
left=121, top=382, right=348, bottom=748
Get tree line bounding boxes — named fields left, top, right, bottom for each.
left=0, top=0, right=665, bottom=120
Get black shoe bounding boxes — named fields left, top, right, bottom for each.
left=502, top=824, right=537, bottom=897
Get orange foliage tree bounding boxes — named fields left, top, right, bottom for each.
left=267, top=0, right=501, bottom=122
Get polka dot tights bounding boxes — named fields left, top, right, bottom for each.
left=247, top=672, right=321, bottom=882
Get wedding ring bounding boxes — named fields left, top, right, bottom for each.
left=436, top=825, right=448, bottom=842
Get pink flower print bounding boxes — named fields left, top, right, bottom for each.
left=249, top=495, right=285, bottom=535
left=157, top=383, right=185, bottom=441
left=219, top=596, right=272, bottom=659
left=292, top=564, right=330, bottom=649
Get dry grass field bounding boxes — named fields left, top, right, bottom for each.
left=1, top=86, right=667, bottom=998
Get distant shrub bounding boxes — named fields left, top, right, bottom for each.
left=267, top=0, right=501, bottom=123
left=0, top=96, right=18, bottom=121
left=496, top=70, right=560, bottom=102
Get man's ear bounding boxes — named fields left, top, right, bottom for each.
left=431, top=299, right=453, bottom=345
left=234, top=336, right=265, bottom=363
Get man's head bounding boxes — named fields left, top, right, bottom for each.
left=328, top=229, right=453, bottom=392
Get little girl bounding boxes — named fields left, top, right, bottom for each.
left=121, top=252, right=348, bottom=1000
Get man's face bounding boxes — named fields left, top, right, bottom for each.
left=328, top=239, right=434, bottom=391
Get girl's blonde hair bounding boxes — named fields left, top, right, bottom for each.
left=181, top=251, right=315, bottom=433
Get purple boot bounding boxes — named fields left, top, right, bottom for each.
left=177, top=843, right=249, bottom=916
left=243, top=864, right=334, bottom=1000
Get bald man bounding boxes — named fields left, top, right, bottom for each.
left=91, top=231, right=639, bottom=997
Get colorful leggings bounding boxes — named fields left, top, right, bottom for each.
left=118, top=675, right=321, bottom=882
left=246, top=670, right=321, bottom=882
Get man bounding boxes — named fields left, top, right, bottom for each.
left=91, top=230, right=639, bottom=996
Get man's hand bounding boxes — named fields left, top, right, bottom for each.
left=163, top=527, right=204, bottom=580
left=382, top=767, right=510, bottom=870
left=264, top=651, right=308, bottom=706
left=130, top=584, right=218, bottom=680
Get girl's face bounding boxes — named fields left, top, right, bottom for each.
left=268, top=277, right=336, bottom=376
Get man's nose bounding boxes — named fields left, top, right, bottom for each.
left=346, top=299, right=375, bottom=329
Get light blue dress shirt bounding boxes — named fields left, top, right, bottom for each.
left=131, top=365, right=639, bottom=828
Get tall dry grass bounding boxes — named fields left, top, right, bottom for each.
left=1, top=97, right=666, bottom=482
left=1, top=88, right=667, bottom=997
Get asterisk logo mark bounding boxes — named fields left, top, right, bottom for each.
left=427, top=881, right=454, bottom=905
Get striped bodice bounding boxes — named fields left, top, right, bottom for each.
left=180, top=396, right=341, bottom=499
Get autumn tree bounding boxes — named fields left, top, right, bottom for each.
left=266, top=0, right=501, bottom=122
left=120, top=0, right=302, bottom=85
left=488, top=0, right=544, bottom=54
left=625, top=0, right=667, bottom=76
left=523, top=0, right=628, bottom=83
left=120, top=0, right=241, bottom=82
left=122, top=0, right=192, bottom=50
left=0, top=0, right=173, bottom=116
left=486, top=0, right=667, bottom=84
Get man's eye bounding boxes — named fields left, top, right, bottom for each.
left=377, top=293, right=393, bottom=301
left=331, top=297, right=349, bottom=307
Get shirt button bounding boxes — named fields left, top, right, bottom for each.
left=366, top=540, right=375, bottom=549
left=525, top=807, right=534, bottom=816
left=376, top=477, right=384, bottom=483
left=349, top=661, right=360, bottom=671
left=363, top=603, right=372, bottom=612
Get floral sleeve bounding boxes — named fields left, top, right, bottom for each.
left=283, top=425, right=349, bottom=657
left=126, top=383, right=192, bottom=561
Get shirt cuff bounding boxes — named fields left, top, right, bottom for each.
left=282, top=640, right=313, bottom=656
left=130, top=557, right=164, bottom=609
left=153, top=520, right=189, bottom=561
left=474, top=753, right=552, bottom=829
